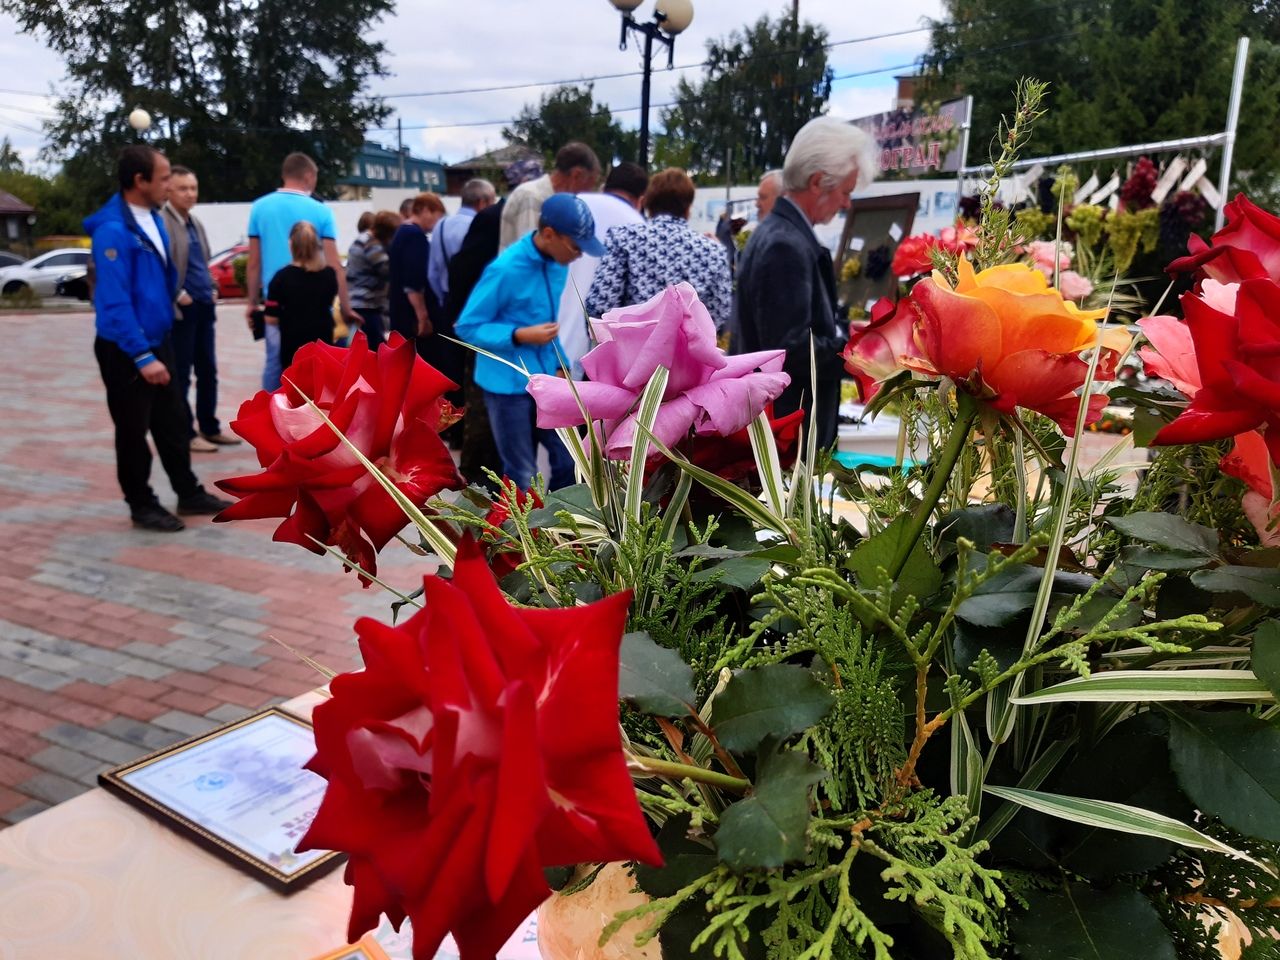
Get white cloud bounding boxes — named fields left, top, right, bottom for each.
left=0, top=0, right=944, bottom=179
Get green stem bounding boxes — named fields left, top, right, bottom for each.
left=888, top=393, right=980, bottom=581
left=627, top=754, right=751, bottom=793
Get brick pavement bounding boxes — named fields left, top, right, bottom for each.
left=0, top=304, right=432, bottom=824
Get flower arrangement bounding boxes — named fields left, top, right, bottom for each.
left=217, top=84, right=1280, bottom=960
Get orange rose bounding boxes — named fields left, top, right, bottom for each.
left=906, top=259, right=1128, bottom=434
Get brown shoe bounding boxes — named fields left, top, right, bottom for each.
left=190, top=436, right=218, bottom=453
left=201, top=432, right=242, bottom=446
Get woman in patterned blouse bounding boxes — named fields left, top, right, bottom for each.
left=585, top=168, right=733, bottom=331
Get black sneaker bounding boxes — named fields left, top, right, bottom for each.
left=177, top=489, right=235, bottom=516
left=132, top=504, right=185, bottom=532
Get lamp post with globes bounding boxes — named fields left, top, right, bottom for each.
left=607, top=0, right=693, bottom=166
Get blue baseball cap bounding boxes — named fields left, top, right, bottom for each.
left=539, top=193, right=605, bottom=258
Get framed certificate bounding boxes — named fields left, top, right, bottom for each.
left=99, top=706, right=343, bottom=891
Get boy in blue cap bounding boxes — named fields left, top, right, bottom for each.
left=455, top=193, right=604, bottom=492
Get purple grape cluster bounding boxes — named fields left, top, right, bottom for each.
left=1120, top=156, right=1158, bottom=210
left=1159, top=190, right=1211, bottom=258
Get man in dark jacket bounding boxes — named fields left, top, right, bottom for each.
left=86, top=146, right=230, bottom=531
left=736, top=117, right=875, bottom=449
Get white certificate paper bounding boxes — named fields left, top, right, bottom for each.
left=119, top=711, right=329, bottom=876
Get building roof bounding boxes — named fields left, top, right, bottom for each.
left=340, top=140, right=446, bottom=190
left=446, top=143, right=541, bottom=173
left=0, top=189, right=35, bottom=215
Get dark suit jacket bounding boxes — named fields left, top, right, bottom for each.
left=445, top=199, right=505, bottom=322
left=736, top=197, right=845, bottom=431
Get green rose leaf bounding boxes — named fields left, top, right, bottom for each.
left=1010, top=884, right=1175, bottom=960
left=618, top=631, right=696, bottom=717
left=1253, top=620, right=1280, bottom=701
left=1191, top=566, right=1280, bottom=607
left=714, top=743, right=826, bottom=872
left=938, top=503, right=1016, bottom=548
left=1121, top=545, right=1215, bottom=572
left=956, top=591, right=1040, bottom=627
left=847, top=514, right=943, bottom=602
left=1166, top=707, right=1280, bottom=842
left=712, top=664, right=834, bottom=753
left=691, top=556, right=772, bottom=591
left=1109, top=512, right=1218, bottom=556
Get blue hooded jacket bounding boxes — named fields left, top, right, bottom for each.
left=454, top=231, right=569, bottom=395
left=84, top=193, right=178, bottom=369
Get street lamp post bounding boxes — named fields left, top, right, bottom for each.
left=607, top=0, right=694, bottom=166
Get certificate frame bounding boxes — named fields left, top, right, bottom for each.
left=99, top=706, right=343, bottom=891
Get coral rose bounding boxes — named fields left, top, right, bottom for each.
left=906, top=259, right=1127, bottom=433
left=1222, top=430, right=1279, bottom=547
left=527, top=283, right=789, bottom=459
left=1137, top=315, right=1202, bottom=398
left=842, top=296, right=916, bottom=401
left=298, top=537, right=661, bottom=960
left=215, top=333, right=463, bottom=582
left=891, top=234, right=938, bottom=278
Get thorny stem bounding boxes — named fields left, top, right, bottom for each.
left=888, top=393, right=980, bottom=582
left=626, top=754, right=751, bottom=793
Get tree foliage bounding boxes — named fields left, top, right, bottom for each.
left=0, top=0, right=393, bottom=205
left=920, top=0, right=1280, bottom=199
left=504, top=84, right=638, bottom=169
left=658, top=12, right=833, bottom=183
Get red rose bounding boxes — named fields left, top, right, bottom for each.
left=686, top=406, right=804, bottom=483
left=1168, top=194, right=1280, bottom=283
left=484, top=485, right=542, bottom=580
left=891, top=234, right=939, bottom=278
left=842, top=297, right=917, bottom=401
left=215, top=333, right=463, bottom=583
left=298, top=537, right=661, bottom=959
left=1222, top=430, right=1279, bottom=546
left=1151, top=278, right=1280, bottom=467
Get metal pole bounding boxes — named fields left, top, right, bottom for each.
left=397, top=118, right=405, bottom=189
left=639, top=27, right=654, bottom=166
left=1214, top=36, right=1249, bottom=230
left=955, top=95, right=973, bottom=209
left=960, top=132, right=1230, bottom=177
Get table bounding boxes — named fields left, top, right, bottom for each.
left=0, top=690, right=358, bottom=959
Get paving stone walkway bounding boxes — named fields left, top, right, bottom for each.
left=0, top=304, right=428, bottom=824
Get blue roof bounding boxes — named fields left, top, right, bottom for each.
left=340, top=141, right=446, bottom=189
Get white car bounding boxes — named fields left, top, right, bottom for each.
left=0, top=248, right=92, bottom=297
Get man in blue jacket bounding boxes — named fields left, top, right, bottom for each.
left=455, top=193, right=602, bottom=491
left=87, top=146, right=231, bottom=531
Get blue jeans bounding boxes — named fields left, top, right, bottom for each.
left=171, top=300, right=220, bottom=437
left=263, top=322, right=282, bottom=391
left=484, top=390, right=575, bottom=491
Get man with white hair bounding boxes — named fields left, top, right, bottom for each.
left=736, top=117, right=875, bottom=449
left=756, top=169, right=783, bottom=221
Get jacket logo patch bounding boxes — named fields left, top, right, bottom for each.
left=104, top=248, right=118, bottom=260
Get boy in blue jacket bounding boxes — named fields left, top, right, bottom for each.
left=86, top=146, right=230, bottom=531
left=455, top=193, right=602, bottom=491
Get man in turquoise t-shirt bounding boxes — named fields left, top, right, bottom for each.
left=244, top=152, right=356, bottom=390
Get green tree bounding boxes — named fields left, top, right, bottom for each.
left=920, top=0, right=1280, bottom=200
left=504, top=84, right=638, bottom=168
left=0, top=137, right=22, bottom=174
left=0, top=168, right=89, bottom=237
left=0, top=0, right=393, bottom=205
left=658, top=12, right=832, bottom=183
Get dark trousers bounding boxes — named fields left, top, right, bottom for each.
left=775, top=376, right=841, bottom=451
left=171, top=300, right=220, bottom=437
left=355, top=307, right=386, bottom=348
left=459, top=356, right=503, bottom=487
left=484, top=390, right=575, bottom=492
left=95, top=336, right=201, bottom=511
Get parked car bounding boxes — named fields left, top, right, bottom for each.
left=208, top=243, right=249, bottom=299
left=0, top=247, right=91, bottom=297
left=0, top=251, right=25, bottom=269
left=55, top=272, right=91, bottom=301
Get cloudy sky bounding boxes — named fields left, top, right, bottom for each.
left=0, top=0, right=944, bottom=170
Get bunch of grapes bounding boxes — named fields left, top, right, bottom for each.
left=1104, top=208, right=1159, bottom=274
left=1119, top=156, right=1158, bottom=210
left=864, top=244, right=892, bottom=281
left=959, top=194, right=982, bottom=221
left=1158, top=190, right=1212, bottom=258
left=1066, top=203, right=1106, bottom=249
left=1014, top=207, right=1055, bottom=241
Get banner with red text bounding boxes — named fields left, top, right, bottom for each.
left=850, top=99, right=969, bottom=177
